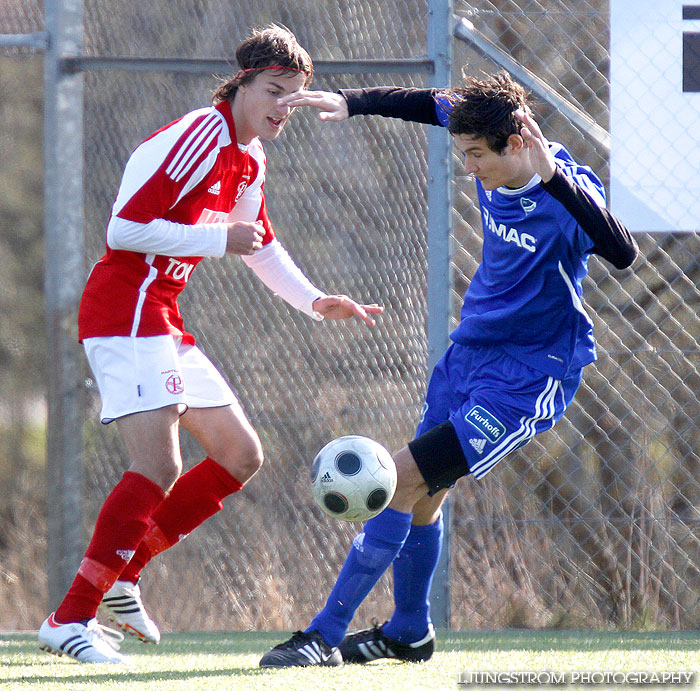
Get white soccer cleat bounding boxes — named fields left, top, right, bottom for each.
left=38, top=613, right=125, bottom=663
left=99, top=580, right=161, bottom=644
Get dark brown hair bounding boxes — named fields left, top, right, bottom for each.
left=445, top=70, right=530, bottom=153
left=212, top=25, right=313, bottom=104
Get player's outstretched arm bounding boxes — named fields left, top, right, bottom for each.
left=313, top=295, right=384, bottom=326
left=280, top=87, right=442, bottom=126
left=279, top=90, right=349, bottom=121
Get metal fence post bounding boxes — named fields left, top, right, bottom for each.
left=44, top=0, right=85, bottom=609
left=426, top=0, right=454, bottom=630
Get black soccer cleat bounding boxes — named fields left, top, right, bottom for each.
left=259, top=630, right=343, bottom=668
left=339, top=621, right=435, bottom=663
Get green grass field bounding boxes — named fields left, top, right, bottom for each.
left=2, top=630, right=698, bottom=691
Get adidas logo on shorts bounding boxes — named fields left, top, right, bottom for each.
left=469, top=438, right=486, bottom=454
left=321, top=472, right=333, bottom=482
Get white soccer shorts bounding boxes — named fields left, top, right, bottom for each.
left=83, top=335, right=237, bottom=424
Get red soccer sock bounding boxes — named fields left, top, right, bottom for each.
left=119, top=457, right=243, bottom=584
left=54, top=471, right=165, bottom=624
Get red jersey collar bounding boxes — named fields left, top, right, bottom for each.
left=215, top=99, right=238, bottom=142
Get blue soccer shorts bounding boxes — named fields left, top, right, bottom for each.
left=413, top=343, right=582, bottom=489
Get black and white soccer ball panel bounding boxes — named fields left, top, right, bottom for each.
left=311, top=435, right=397, bottom=522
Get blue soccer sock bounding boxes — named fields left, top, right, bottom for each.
left=382, top=512, right=443, bottom=644
left=307, top=508, right=413, bottom=647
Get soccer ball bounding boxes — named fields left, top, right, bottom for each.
left=311, top=435, right=397, bottom=522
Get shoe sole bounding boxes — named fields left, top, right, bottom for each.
left=98, top=606, right=157, bottom=644
left=38, top=641, right=123, bottom=663
left=260, top=660, right=342, bottom=668
left=341, top=637, right=435, bottom=664
left=39, top=642, right=64, bottom=657
left=343, top=652, right=433, bottom=664
left=259, top=651, right=343, bottom=668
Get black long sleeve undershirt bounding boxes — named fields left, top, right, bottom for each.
left=541, top=169, right=638, bottom=269
left=340, top=87, right=441, bottom=125
left=339, top=86, right=638, bottom=270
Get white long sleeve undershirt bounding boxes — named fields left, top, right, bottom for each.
left=107, top=216, right=326, bottom=320
left=241, top=239, right=327, bottom=320
left=106, top=215, right=228, bottom=257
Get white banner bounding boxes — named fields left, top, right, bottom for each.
left=610, top=0, right=700, bottom=231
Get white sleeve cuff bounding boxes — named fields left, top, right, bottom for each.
left=241, top=239, right=327, bottom=320
left=107, top=216, right=228, bottom=257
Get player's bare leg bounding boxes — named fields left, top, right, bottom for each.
left=179, top=401, right=264, bottom=485
left=93, top=406, right=182, bottom=644
left=40, top=407, right=180, bottom=660
left=117, top=405, right=184, bottom=491
left=103, top=403, right=263, bottom=641
left=386, top=445, right=433, bottom=514
left=411, top=488, right=449, bottom=526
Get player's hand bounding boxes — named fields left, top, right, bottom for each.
left=515, top=108, right=556, bottom=183
left=225, top=221, right=264, bottom=255
left=278, top=90, right=349, bottom=121
left=312, top=295, right=384, bottom=326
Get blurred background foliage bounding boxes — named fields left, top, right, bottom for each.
left=0, top=55, right=46, bottom=622
left=0, top=55, right=45, bottom=514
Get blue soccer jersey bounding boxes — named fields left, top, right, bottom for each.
left=450, top=144, right=602, bottom=379
left=343, top=86, right=634, bottom=379
left=340, top=85, right=636, bottom=480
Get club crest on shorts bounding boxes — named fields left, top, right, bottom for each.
left=465, top=405, right=505, bottom=443
left=165, top=373, right=184, bottom=395
left=418, top=402, right=428, bottom=425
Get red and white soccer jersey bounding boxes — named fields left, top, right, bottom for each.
left=78, top=100, right=274, bottom=345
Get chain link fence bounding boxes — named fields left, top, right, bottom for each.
left=2, top=0, right=700, bottom=632
left=0, top=0, right=47, bottom=630
left=450, top=0, right=700, bottom=629
left=81, top=0, right=431, bottom=632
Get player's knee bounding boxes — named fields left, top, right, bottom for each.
left=388, top=447, right=429, bottom=511
left=394, top=454, right=425, bottom=492
left=406, top=421, right=470, bottom=498
left=412, top=490, right=449, bottom=525
left=242, top=438, right=265, bottom=477
left=219, top=434, right=264, bottom=483
left=147, top=456, right=182, bottom=492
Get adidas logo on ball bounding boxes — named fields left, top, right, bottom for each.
left=311, top=436, right=397, bottom=522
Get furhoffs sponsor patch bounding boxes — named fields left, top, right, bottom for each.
left=464, top=405, right=506, bottom=444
